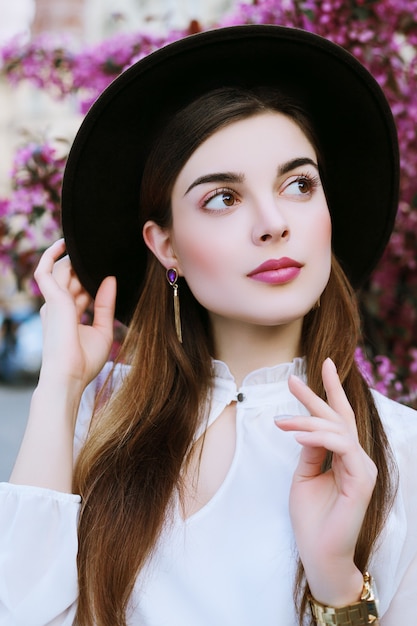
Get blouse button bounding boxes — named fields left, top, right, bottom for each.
left=236, top=392, right=245, bottom=402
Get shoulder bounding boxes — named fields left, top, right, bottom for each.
left=73, top=361, right=130, bottom=458
left=371, top=389, right=417, bottom=447
left=371, top=389, right=417, bottom=492
left=369, top=391, right=417, bottom=614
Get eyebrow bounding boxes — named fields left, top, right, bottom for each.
left=184, top=172, right=244, bottom=196
left=278, top=157, right=319, bottom=176
left=184, top=157, right=319, bottom=196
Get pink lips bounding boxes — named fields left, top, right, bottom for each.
left=247, top=257, right=303, bottom=285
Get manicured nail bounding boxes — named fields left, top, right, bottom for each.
left=289, top=374, right=307, bottom=386
left=325, top=357, right=337, bottom=372
left=274, top=414, right=294, bottom=423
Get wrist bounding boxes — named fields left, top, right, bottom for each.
left=34, top=379, right=83, bottom=418
left=37, top=363, right=88, bottom=394
left=309, top=572, right=379, bottom=625
left=306, top=564, right=364, bottom=608
left=10, top=384, right=80, bottom=492
left=37, top=366, right=87, bottom=398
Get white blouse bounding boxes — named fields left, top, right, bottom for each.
left=0, top=358, right=416, bottom=625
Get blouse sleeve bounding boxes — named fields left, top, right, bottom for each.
left=0, top=484, right=80, bottom=625
left=0, top=363, right=126, bottom=625
left=381, top=555, right=417, bottom=624
left=370, top=391, right=417, bottom=624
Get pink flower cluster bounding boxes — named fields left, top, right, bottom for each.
left=356, top=347, right=417, bottom=408
left=0, top=0, right=416, bottom=405
left=0, top=142, right=65, bottom=290
left=0, top=30, right=171, bottom=113
left=0, top=34, right=75, bottom=99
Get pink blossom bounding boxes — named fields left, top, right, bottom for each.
left=0, top=0, right=417, bottom=404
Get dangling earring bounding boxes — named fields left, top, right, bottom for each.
left=313, top=296, right=321, bottom=310
left=166, top=268, right=182, bottom=343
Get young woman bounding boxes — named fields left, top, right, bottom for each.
left=1, top=25, right=416, bottom=626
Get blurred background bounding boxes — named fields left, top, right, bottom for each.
left=1, top=0, right=417, bottom=480
left=0, top=0, right=236, bottom=480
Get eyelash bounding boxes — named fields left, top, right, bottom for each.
left=283, top=172, right=321, bottom=196
left=200, top=172, right=321, bottom=212
left=201, top=187, right=239, bottom=212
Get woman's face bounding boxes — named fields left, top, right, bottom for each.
left=148, top=112, right=332, bottom=329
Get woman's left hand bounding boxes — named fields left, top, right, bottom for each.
left=275, top=357, right=377, bottom=606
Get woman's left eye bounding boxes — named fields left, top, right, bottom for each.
left=202, top=189, right=238, bottom=211
left=282, top=174, right=320, bottom=197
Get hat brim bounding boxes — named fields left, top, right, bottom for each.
left=61, top=24, right=399, bottom=324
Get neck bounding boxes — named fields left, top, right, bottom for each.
left=210, top=315, right=302, bottom=387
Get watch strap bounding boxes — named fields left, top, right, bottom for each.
left=309, top=572, right=379, bottom=625
left=309, top=601, right=379, bottom=625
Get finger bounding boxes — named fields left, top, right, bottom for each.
left=281, top=423, right=374, bottom=492
left=39, top=256, right=91, bottom=325
left=91, top=276, right=117, bottom=337
left=293, top=430, right=356, bottom=456
left=276, top=408, right=374, bottom=485
left=275, top=414, right=332, bottom=478
left=292, top=445, right=327, bottom=480
left=288, top=360, right=356, bottom=431
left=275, top=415, right=351, bottom=470
left=322, top=358, right=356, bottom=426
left=276, top=411, right=359, bottom=460
left=292, top=421, right=376, bottom=494
left=52, top=256, right=84, bottom=294
left=288, top=374, right=336, bottom=422
left=34, top=239, right=67, bottom=298
left=43, top=246, right=94, bottom=311
left=275, top=415, right=339, bottom=433
left=37, top=238, right=66, bottom=270
left=51, top=254, right=72, bottom=281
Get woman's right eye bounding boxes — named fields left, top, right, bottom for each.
left=202, top=188, right=238, bottom=211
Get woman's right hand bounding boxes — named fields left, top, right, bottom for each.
left=9, top=239, right=116, bottom=489
left=34, top=239, right=117, bottom=395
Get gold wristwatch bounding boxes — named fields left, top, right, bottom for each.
left=309, top=572, right=379, bottom=625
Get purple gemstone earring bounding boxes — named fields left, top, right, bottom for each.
left=166, top=268, right=182, bottom=343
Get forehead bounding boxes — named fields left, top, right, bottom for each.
left=174, top=112, right=317, bottom=187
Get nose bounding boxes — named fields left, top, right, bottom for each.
left=251, top=197, right=290, bottom=245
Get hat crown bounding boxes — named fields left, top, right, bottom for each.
left=62, top=25, right=399, bottom=323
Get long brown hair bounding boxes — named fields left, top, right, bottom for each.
left=73, top=88, right=397, bottom=625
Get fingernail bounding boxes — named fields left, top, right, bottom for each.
left=325, top=357, right=337, bottom=372
left=274, top=414, right=293, bottom=423
left=289, top=374, right=306, bottom=385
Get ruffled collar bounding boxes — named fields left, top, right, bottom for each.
left=212, top=357, right=306, bottom=386
left=208, top=357, right=306, bottom=409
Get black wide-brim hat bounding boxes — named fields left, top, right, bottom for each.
left=61, top=24, right=399, bottom=324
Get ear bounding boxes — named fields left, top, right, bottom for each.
left=143, top=220, right=182, bottom=273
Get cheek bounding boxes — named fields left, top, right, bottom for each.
left=174, top=232, right=228, bottom=278
left=306, top=209, right=332, bottom=281
left=317, top=205, right=332, bottom=234
left=314, top=209, right=332, bottom=250
left=172, top=214, right=238, bottom=278
left=319, top=214, right=333, bottom=279
left=174, top=234, right=233, bottom=311
left=297, top=204, right=332, bottom=250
